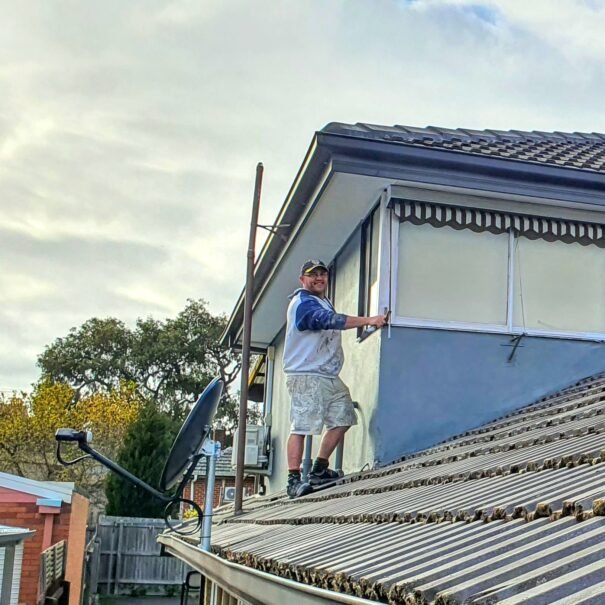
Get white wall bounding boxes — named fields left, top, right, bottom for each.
left=0, top=541, right=24, bottom=605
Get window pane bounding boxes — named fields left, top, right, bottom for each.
left=360, top=206, right=380, bottom=317
left=514, top=237, right=605, bottom=333
left=396, top=222, right=509, bottom=324
left=368, top=207, right=380, bottom=314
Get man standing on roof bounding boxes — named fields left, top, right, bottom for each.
left=283, top=259, right=387, bottom=498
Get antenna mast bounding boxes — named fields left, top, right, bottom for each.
left=234, top=162, right=264, bottom=514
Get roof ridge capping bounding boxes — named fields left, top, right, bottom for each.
left=321, top=121, right=605, bottom=143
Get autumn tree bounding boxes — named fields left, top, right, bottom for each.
left=0, top=382, right=141, bottom=505
left=37, top=299, right=241, bottom=423
left=105, top=403, right=178, bottom=518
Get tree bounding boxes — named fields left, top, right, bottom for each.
left=105, top=403, right=178, bottom=518
left=0, top=382, right=141, bottom=505
left=38, top=299, right=241, bottom=423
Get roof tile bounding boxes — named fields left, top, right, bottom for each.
left=323, top=123, right=605, bottom=173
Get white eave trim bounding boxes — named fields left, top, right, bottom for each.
left=158, top=533, right=376, bottom=605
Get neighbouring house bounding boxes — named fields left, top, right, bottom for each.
left=0, top=472, right=89, bottom=605
left=159, top=123, right=605, bottom=604
left=0, top=525, right=33, bottom=605
left=183, top=446, right=258, bottom=510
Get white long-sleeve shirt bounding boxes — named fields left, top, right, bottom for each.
left=282, top=289, right=347, bottom=377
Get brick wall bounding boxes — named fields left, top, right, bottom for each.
left=184, top=476, right=257, bottom=509
left=0, top=491, right=89, bottom=605
left=0, top=501, right=46, bottom=605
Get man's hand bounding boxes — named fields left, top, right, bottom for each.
left=344, top=312, right=389, bottom=330
left=367, top=314, right=388, bottom=329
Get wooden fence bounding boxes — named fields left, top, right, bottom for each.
left=39, top=540, right=67, bottom=605
left=90, top=516, right=191, bottom=596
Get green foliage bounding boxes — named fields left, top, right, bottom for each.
left=0, top=382, right=140, bottom=506
left=105, top=403, right=179, bottom=518
left=38, top=299, right=241, bottom=424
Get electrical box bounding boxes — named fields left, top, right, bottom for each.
left=231, top=425, right=269, bottom=468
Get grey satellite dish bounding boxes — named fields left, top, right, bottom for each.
left=55, top=377, right=224, bottom=534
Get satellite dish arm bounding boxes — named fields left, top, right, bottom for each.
left=79, top=442, right=172, bottom=503
left=56, top=430, right=171, bottom=504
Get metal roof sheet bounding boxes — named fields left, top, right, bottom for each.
left=204, top=370, right=605, bottom=603
left=0, top=471, right=74, bottom=503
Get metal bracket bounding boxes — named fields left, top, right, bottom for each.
left=503, top=333, right=526, bottom=363
left=257, top=223, right=291, bottom=241
left=200, top=437, right=221, bottom=458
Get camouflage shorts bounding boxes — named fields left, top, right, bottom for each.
left=286, top=375, right=357, bottom=435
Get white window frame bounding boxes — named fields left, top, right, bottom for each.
left=382, top=186, right=605, bottom=343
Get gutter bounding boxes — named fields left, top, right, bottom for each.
left=158, top=533, right=376, bottom=605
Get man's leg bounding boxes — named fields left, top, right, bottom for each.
left=308, top=426, right=349, bottom=484
left=309, top=377, right=356, bottom=485
left=317, top=425, right=348, bottom=460
left=286, top=433, right=313, bottom=498
left=287, top=433, right=305, bottom=470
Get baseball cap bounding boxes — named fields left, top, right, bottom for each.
left=300, top=259, right=328, bottom=275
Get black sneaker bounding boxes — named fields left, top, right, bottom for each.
left=308, top=467, right=343, bottom=486
left=286, top=477, right=312, bottom=499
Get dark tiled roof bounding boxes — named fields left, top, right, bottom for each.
left=207, top=371, right=605, bottom=604
left=322, top=123, right=605, bottom=173
left=194, top=447, right=238, bottom=477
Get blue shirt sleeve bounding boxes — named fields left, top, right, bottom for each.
left=295, top=297, right=347, bottom=331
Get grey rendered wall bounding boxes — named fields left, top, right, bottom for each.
left=376, top=327, right=605, bottom=465
left=265, top=228, right=381, bottom=494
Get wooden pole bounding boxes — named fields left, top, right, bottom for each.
left=234, top=163, right=263, bottom=514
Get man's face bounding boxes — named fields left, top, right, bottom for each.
left=300, top=268, right=329, bottom=297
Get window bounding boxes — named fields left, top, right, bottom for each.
left=359, top=204, right=380, bottom=319
left=514, top=236, right=605, bottom=334
left=327, top=259, right=337, bottom=302
left=397, top=222, right=509, bottom=325
left=391, top=198, right=605, bottom=338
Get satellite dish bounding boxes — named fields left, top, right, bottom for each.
left=55, top=377, right=224, bottom=534
left=160, top=377, right=223, bottom=491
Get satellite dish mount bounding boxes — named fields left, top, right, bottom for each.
left=55, top=377, right=224, bottom=538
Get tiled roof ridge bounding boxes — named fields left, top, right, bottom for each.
left=359, top=123, right=605, bottom=143
left=323, top=122, right=605, bottom=173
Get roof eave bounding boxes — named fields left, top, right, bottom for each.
left=220, top=132, right=331, bottom=348
left=222, top=130, right=605, bottom=346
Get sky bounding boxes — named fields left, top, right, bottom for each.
left=2, top=0, right=605, bottom=392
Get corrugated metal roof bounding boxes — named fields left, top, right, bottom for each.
left=0, top=525, right=33, bottom=545
left=322, top=123, right=605, bottom=174
left=204, top=370, right=605, bottom=603
left=0, top=471, right=74, bottom=503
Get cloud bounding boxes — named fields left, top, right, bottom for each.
left=1, top=0, right=605, bottom=389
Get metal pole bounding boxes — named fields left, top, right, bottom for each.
left=201, top=442, right=218, bottom=551
left=334, top=435, right=345, bottom=472
left=301, top=436, right=313, bottom=482
left=234, top=162, right=264, bottom=514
